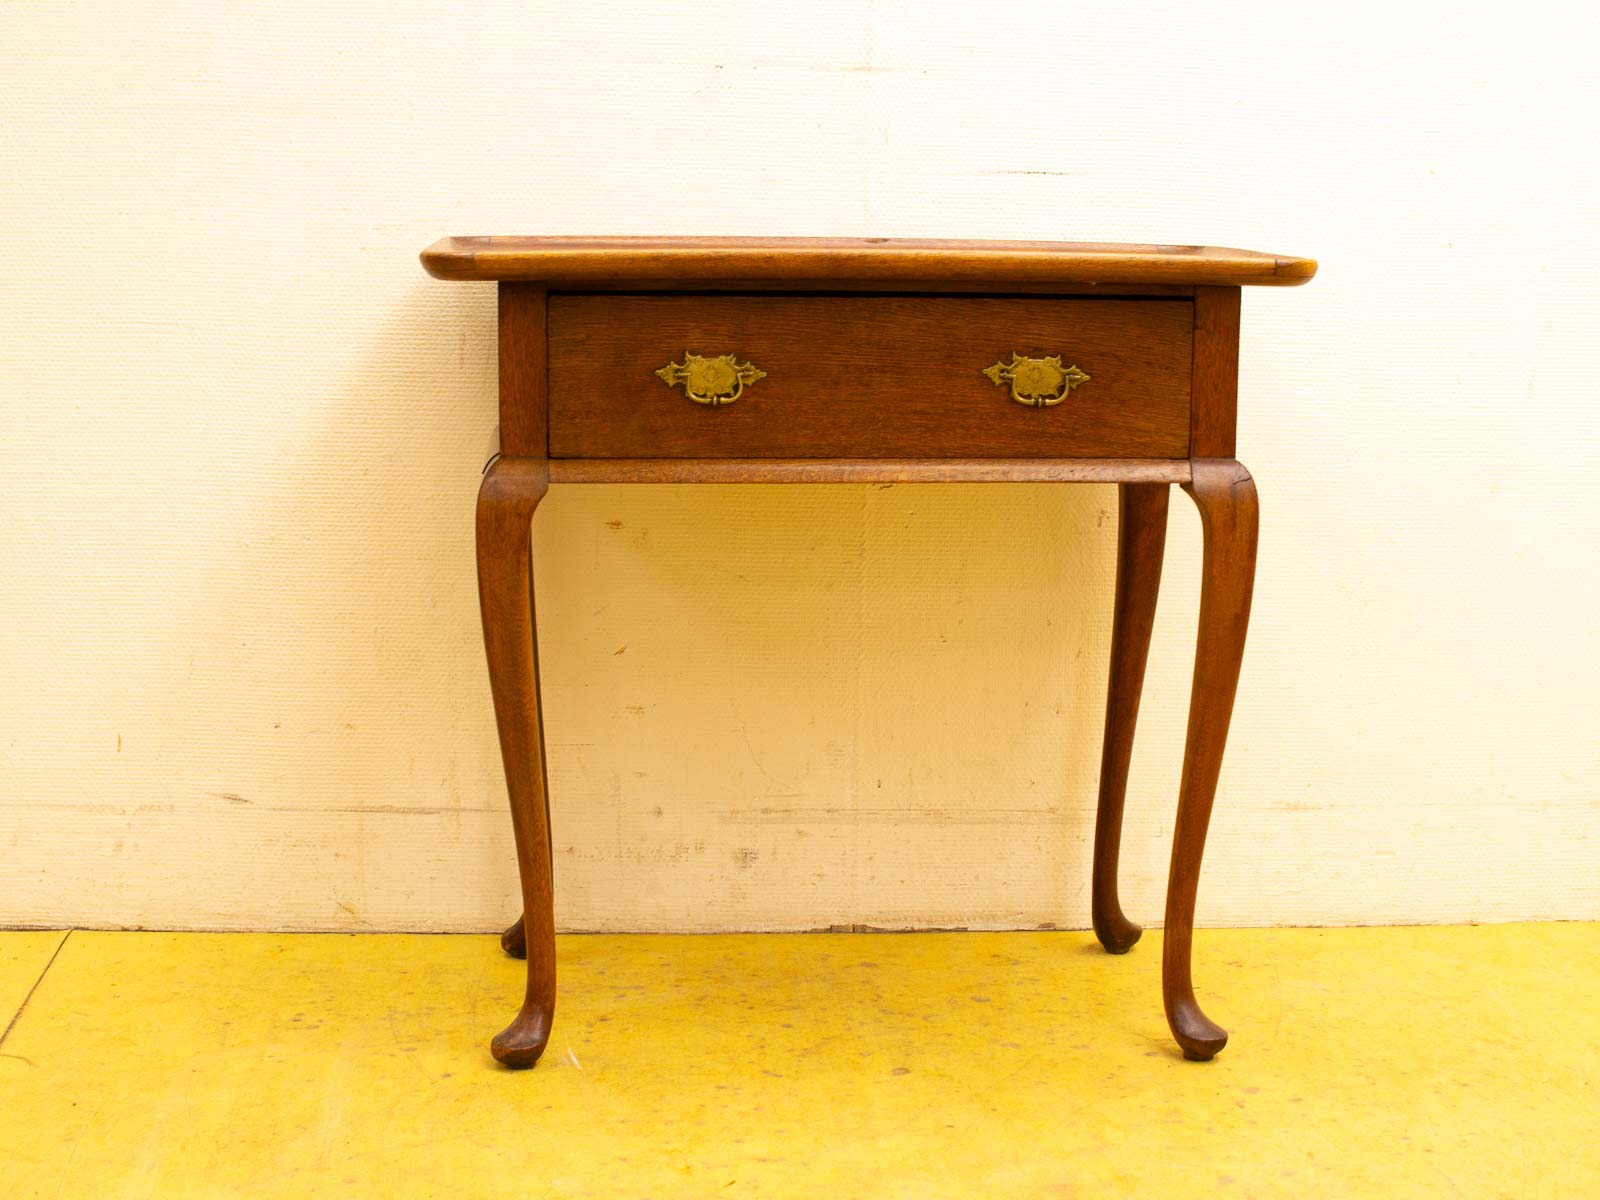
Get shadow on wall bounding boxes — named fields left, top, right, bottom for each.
left=101, top=275, right=1127, bottom=933
left=524, top=391, right=1122, bottom=930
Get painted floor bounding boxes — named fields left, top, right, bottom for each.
left=0, top=925, right=1594, bottom=1198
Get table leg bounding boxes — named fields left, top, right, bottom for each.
left=1092, top=482, right=1170, bottom=954
left=1163, top=458, right=1258, bottom=1060
left=477, top=457, right=556, bottom=1068
left=501, top=915, right=527, bottom=958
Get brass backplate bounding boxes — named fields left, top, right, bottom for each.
left=983, top=353, right=1089, bottom=407
left=655, top=352, right=767, bottom=406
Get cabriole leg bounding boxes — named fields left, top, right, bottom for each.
left=477, top=458, right=555, bottom=1068
left=1092, top=482, right=1170, bottom=953
left=501, top=914, right=526, bottom=959
left=1163, top=459, right=1258, bottom=1061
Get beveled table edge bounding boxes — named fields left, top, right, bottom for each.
left=423, top=237, right=1316, bottom=287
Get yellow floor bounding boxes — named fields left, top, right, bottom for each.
left=0, top=926, right=1594, bottom=1198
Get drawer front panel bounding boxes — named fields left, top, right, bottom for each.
left=547, top=295, right=1192, bottom=459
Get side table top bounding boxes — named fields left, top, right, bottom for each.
left=420, top=236, right=1316, bottom=287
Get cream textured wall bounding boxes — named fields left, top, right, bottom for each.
left=3, top=2, right=1597, bottom=933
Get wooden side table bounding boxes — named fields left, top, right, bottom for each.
left=421, top=237, right=1316, bottom=1068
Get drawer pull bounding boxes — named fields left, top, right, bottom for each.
left=983, top=353, right=1090, bottom=407
left=655, top=352, right=767, bottom=406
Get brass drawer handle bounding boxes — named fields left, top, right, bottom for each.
left=656, top=352, right=767, bottom=406
left=983, top=353, right=1090, bottom=407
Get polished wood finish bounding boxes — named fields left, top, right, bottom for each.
left=531, top=280, right=1205, bottom=296
left=476, top=457, right=555, bottom=1068
left=497, top=285, right=547, bottom=458
left=1093, top=482, right=1171, bottom=954
left=548, top=458, right=1194, bottom=484
left=426, top=237, right=1309, bottom=1068
left=548, top=294, right=1191, bottom=459
left=1190, top=286, right=1241, bottom=459
left=423, top=236, right=1316, bottom=287
left=1164, top=458, right=1260, bottom=1061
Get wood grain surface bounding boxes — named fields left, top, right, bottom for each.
left=546, top=458, right=1193, bottom=484
left=475, top=458, right=555, bottom=1068
left=1190, top=286, right=1241, bottom=458
left=501, top=280, right=1202, bottom=296
left=1164, top=458, right=1260, bottom=1060
left=1092, top=482, right=1171, bottom=956
left=547, top=294, right=1193, bottom=459
left=423, top=236, right=1316, bottom=287
left=497, top=284, right=546, bottom=457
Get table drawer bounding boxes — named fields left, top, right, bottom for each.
left=547, top=294, right=1192, bottom=459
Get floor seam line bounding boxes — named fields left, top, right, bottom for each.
left=0, top=929, right=73, bottom=1051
